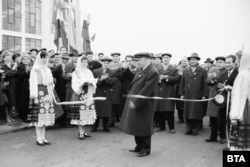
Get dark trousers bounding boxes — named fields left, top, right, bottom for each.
left=218, top=107, right=226, bottom=139
left=177, top=109, right=184, bottom=122
left=186, top=119, right=200, bottom=133
left=94, top=117, right=109, bottom=129
left=210, top=117, right=218, bottom=140
left=134, top=136, right=151, bottom=152
left=110, top=104, right=120, bottom=124
left=155, top=111, right=175, bottom=130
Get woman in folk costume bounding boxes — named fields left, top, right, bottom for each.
left=29, top=51, right=62, bottom=146
left=69, top=56, right=97, bottom=140
left=229, top=51, right=250, bottom=151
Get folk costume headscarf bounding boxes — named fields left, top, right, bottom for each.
left=71, top=56, right=97, bottom=105
left=29, top=51, right=54, bottom=101
left=230, top=51, right=250, bottom=120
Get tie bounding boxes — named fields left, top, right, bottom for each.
left=228, top=70, right=232, bottom=77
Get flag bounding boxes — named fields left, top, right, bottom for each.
left=82, top=20, right=91, bottom=51
left=67, top=1, right=77, bottom=51
left=91, top=33, right=96, bottom=42
left=51, top=0, right=65, bottom=26
left=54, top=13, right=68, bottom=50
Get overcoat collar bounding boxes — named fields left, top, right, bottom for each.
left=186, top=66, right=203, bottom=78
left=130, top=64, right=152, bottom=85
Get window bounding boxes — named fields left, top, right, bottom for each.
left=2, top=35, right=22, bottom=53
left=2, top=0, right=22, bottom=32
left=25, top=38, right=41, bottom=51
left=25, top=0, right=41, bottom=34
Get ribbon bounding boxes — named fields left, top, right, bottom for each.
left=47, top=84, right=106, bottom=105
left=124, top=95, right=215, bottom=102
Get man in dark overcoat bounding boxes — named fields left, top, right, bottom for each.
left=61, top=53, right=78, bottom=127
left=154, top=53, right=179, bottom=133
left=179, top=53, right=209, bottom=135
left=120, top=52, right=159, bottom=157
left=205, top=56, right=226, bottom=142
left=216, top=55, right=238, bottom=144
left=92, top=56, right=116, bottom=132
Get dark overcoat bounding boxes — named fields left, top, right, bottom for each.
left=154, top=65, right=179, bottom=112
left=93, top=68, right=116, bottom=117
left=120, top=64, right=159, bottom=136
left=179, top=66, right=209, bottom=120
left=53, top=64, right=67, bottom=102
left=206, top=67, right=226, bottom=117
left=1, top=63, right=17, bottom=108
left=16, top=64, right=30, bottom=118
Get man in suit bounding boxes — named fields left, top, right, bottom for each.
left=61, top=53, right=78, bottom=127
left=92, top=56, right=116, bottom=132
left=53, top=53, right=69, bottom=127
left=179, top=53, right=209, bottom=136
left=154, top=53, right=180, bottom=133
left=216, top=55, right=238, bottom=144
left=120, top=52, right=159, bottom=157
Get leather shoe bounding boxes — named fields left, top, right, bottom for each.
left=137, top=151, right=150, bottom=157
left=84, top=133, right=91, bottom=137
left=103, top=128, right=111, bottom=132
left=36, top=141, right=45, bottom=146
left=129, top=148, right=140, bottom=153
left=43, top=139, right=51, bottom=145
left=155, top=128, right=165, bottom=132
left=205, top=138, right=217, bottom=142
left=170, top=129, right=175, bottom=134
left=185, top=131, right=192, bottom=135
left=192, top=132, right=198, bottom=136
left=220, top=139, right=227, bottom=144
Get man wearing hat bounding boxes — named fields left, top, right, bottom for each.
left=216, top=55, right=238, bottom=144
left=52, top=53, right=70, bottom=127
left=109, top=52, right=123, bottom=127
left=110, top=52, right=122, bottom=69
left=30, top=48, right=38, bottom=60
left=61, top=52, right=78, bottom=127
left=179, top=53, right=209, bottom=136
left=205, top=56, right=226, bottom=142
left=120, top=52, right=159, bottom=157
left=154, top=53, right=180, bottom=133
left=204, top=58, right=214, bottom=71
left=92, top=56, right=116, bottom=132
left=85, top=51, right=102, bottom=71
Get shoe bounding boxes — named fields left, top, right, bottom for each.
left=220, top=139, right=226, bottom=144
left=129, top=147, right=141, bottom=153
left=137, top=150, right=150, bottom=157
left=36, top=141, right=45, bottom=146
left=185, top=131, right=192, bottom=135
left=43, top=139, right=51, bottom=145
left=192, top=132, right=198, bottom=136
left=79, top=133, right=85, bottom=140
left=205, top=138, right=217, bottom=142
left=177, top=120, right=184, bottom=124
left=84, top=133, right=91, bottom=137
left=103, top=128, right=111, bottom=132
left=155, top=128, right=165, bottom=132
left=109, top=123, right=115, bottom=127
left=170, top=129, right=175, bottom=134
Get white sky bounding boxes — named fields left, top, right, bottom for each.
left=80, top=0, right=250, bottom=63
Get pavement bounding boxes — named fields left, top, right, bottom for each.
left=0, top=118, right=32, bottom=135
left=0, top=116, right=226, bottom=167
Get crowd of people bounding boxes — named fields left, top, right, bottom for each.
left=0, top=47, right=249, bottom=153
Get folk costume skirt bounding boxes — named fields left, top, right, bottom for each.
left=68, top=90, right=96, bottom=126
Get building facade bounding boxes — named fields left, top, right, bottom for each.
left=0, top=0, right=55, bottom=53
